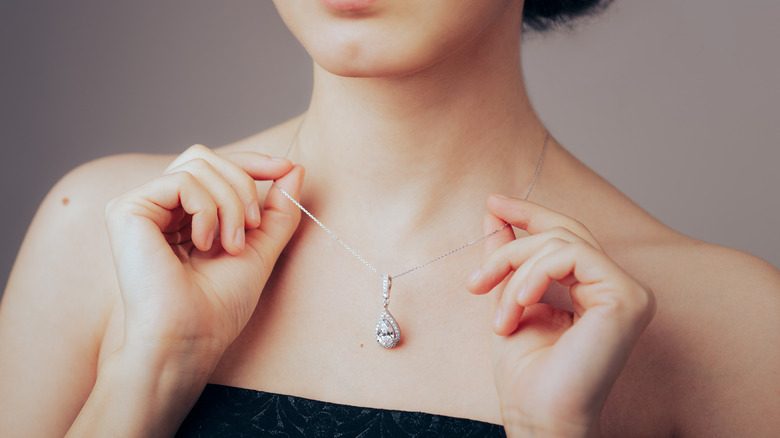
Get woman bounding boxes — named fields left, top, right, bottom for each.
left=1, top=0, right=778, bottom=436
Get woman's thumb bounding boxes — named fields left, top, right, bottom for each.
left=247, top=164, right=305, bottom=275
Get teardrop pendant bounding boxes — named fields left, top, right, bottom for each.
left=376, top=309, right=401, bottom=348
left=375, top=275, right=401, bottom=348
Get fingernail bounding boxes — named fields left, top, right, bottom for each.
left=494, top=194, right=510, bottom=199
left=516, top=283, right=528, bottom=304
left=271, top=157, right=289, bottom=162
left=234, top=227, right=245, bottom=250
left=493, top=308, right=503, bottom=329
left=248, top=203, right=261, bottom=225
left=468, top=268, right=481, bottom=284
left=206, top=228, right=215, bottom=250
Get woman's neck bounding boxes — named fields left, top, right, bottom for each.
left=287, top=9, right=548, bottom=241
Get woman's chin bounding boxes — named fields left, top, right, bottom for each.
left=310, top=43, right=443, bottom=79
left=315, top=59, right=413, bottom=79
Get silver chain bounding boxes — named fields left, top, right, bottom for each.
left=273, top=127, right=549, bottom=279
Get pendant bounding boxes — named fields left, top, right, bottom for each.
left=375, top=275, right=401, bottom=348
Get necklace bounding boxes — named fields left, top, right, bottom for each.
left=273, top=129, right=550, bottom=349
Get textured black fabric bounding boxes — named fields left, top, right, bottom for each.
left=176, top=384, right=506, bottom=438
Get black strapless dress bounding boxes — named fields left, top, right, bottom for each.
left=176, top=384, right=506, bottom=437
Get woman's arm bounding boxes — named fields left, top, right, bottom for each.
left=0, top=156, right=146, bottom=436
left=1, top=147, right=303, bottom=436
left=66, top=341, right=220, bottom=437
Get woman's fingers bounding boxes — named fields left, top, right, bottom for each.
left=468, top=226, right=588, bottom=295
left=105, top=172, right=219, bottom=287
left=469, top=213, right=515, bottom=294
left=528, top=245, right=655, bottom=402
left=107, top=172, right=219, bottom=249
left=168, top=146, right=293, bottom=183
left=162, top=144, right=294, bottom=255
left=206, top=151, right=294, bottom=227
left=221, top=151, right=293, bottom=180
left=246, top=165, right=305, bottom=277
left=486, top=194, right=601, bottom=250
left=165, top=161, right=248, bottom=255
left=166, top=144, right=293, bottom=230
left=467, top=193, right=623, bottom=335
left=483, top=210, right=515, bottom=255
left=109, top=143, right=296, bottom=259
left=468, top=195, right=601, bottom=297
left=493, top=238, right=569, bottom=335
left=474, top=232, right=582, bottom=335
left=525, top=243, right=654, bottom=328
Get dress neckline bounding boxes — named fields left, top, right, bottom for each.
left=176, top=383, right=506, bottom=437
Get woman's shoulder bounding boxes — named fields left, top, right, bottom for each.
left=615, top=222, right=779, bottom=312
left=4, top=152, right=177, bottom=323
left=611, top=216, right=778, bottom=283
left=21, top=152, right=176, bottom=264
left=10, top=118, right=296, bottom=303
left=6, top=150, right=201, bottom=334
left=55, top=152, right=175, bottom=204
left=33, top=153, right=177, bottom=270
left=41, top=120, right=294, bottom=232
left=29, top=115, right=302, bottom=288
left=553, top=142, right=779, bottom=302
left=611, top=231, right=780, bottom=436
left=557, top=149, right=780, bottom=434
left=0, top=151, right=180, bottom=432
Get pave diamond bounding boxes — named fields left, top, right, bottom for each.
left=376, top=310, right=401, bottom=348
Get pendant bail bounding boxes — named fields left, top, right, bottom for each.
left=376, top=274, right=401, bottom=348
left=382, top=274, right=392, bottom=308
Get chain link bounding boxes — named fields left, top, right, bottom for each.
left=272, top=131, right=550, bottom=280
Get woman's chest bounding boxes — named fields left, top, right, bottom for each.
left=209, top=236, right=506, bottom=423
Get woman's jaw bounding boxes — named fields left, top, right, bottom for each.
left=273, top=0, right=522, bottom=78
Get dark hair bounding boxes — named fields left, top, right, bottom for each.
left=523, top=0, right=614, bottom=32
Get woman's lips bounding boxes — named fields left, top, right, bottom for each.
left=317, top=0, right=378, bottom=12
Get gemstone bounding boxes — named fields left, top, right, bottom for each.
left=375, top=309, right=401, bottom=348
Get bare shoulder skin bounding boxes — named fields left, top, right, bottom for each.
left=603, top=239, right=780, bottom=436
left=545, top=146, right=780, bottom=436
left=0, top=153, right=172, bottom=435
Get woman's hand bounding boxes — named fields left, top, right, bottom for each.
left=64, top=145, right=303, bottom=437
left=105, top=144, right=303, bottom=364
left=467, top=195, right=655, bottom=438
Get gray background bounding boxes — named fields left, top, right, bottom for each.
left=2, top=0, right=779, bottom=297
